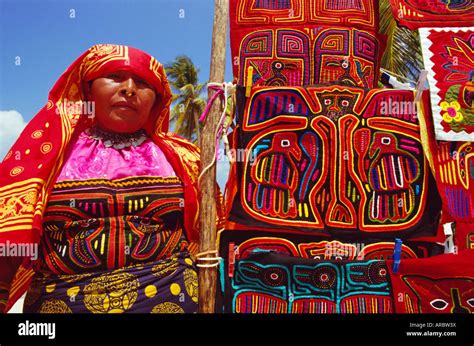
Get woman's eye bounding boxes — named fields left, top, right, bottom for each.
left=107, top=74, right=121, bottom=80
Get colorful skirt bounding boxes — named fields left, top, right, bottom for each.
left=23, top=252, right=198, bottom=313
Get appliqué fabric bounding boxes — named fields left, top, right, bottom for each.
left=226, top=86, right=442, bottom=241
left=420, top=27, right=474, bottom=141
left=389, top=0, right=474, bottom=29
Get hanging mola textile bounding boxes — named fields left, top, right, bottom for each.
left=219, top=250, right=394, bottom=313
left=229, top=0, right=384, bottom=88
left=230, top=0, right=379, bottom=31
left=417, top=82, right=474, bottom=252
left=388, top=0, right=474, bottom=29
left=419, top=27, right=474, bottom=142
left=387, top=251, right=474, bottom=313
left=433, top=142, right=474, bottom=251
left=217, top=247, right=474, bottom=313
left=216, top=230, right=444, bottom=314
left=225, top=86, right=442, bottom=243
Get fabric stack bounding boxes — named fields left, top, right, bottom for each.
left=217, top=0, right=474, bottom=313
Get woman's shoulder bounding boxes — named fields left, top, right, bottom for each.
left=159, top=132, right=200, bottom=162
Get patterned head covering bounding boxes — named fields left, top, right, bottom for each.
left=0, top=44, right=201, bottom=310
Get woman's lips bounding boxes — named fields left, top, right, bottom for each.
left=112, top=101, right=137, bottom=111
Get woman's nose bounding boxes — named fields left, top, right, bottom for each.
left=120, top=78, right=137, bottom=97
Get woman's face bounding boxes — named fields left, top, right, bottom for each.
left=88, top=71, right=157, bottom=133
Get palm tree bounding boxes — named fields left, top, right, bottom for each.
left=166, top=56, right=206, bottom=143
left=379, top=0, right=424, bottom=82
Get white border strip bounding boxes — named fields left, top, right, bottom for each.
left=419, top=26, right=474, bottom=142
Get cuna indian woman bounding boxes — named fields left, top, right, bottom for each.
left=0, top=44, right=223, bottom=313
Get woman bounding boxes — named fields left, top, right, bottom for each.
left=0, top=44, right=220, bottom=313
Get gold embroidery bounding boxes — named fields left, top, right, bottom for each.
left=31, top=130, right=43, bottom=139
left=0, top=179, right=43, bottom=230
left=66, top=286, right=80, bottom=300
left=83, top=271, right=139, bottom=313
left=39, top=299, right=72, bottom=313
left=58, top=272, right=93, bottom=283
left=10, top=166, right=24, bottom=177
left=81, top=44, right=129, bottom=77
left=149, top=57, right=163, bottom=83
left=40, top=142, right=53, bottom=154
left=0, top=191, right=36, bottom=219
left=184, top=268, right=198, bottom=303
left=144, top=285, right=157, bottom=298
left=151, top=302, right=184, bottom=313
left=152, top=256, right=179, bottom=279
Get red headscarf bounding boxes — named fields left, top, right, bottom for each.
left=0, top=44, right=201, bottom=310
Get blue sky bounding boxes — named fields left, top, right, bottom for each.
left=0, top=0, right=233, bottom=117
left=0, top=0, right=232, bottom=187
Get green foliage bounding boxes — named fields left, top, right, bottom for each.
left=166, top=56, right=206, bottom=143
left=379, top=0, right=424, bottom=82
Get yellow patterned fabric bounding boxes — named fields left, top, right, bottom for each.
left=24, top=253, right=198, bottom=313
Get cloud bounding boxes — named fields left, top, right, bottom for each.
left=0, top=110, right=27, bottom=160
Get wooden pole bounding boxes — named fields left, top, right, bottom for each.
left=198, top=0, right=228, bottom=313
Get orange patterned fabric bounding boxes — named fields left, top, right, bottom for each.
left=230, top=0, right=379, bottom=31
left=229, top=0, right=384, bottom=88
left=0, top=44, right=201, bottom=311
left=388, top=0, right=474, bottom=30
left=387, top=251, right=474, bottom=313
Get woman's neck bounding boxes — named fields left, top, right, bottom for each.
left=85, top=126, right=147, bottom=149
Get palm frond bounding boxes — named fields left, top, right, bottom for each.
left=165, top=55, right=206, bottom=141
left=379, top=0, right=424, bottom=82
left=195, top=83, right=206, bottom=95
left=180, top=84, right=196, bottom=96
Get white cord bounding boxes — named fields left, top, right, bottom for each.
left=380, top=67, right=417, bottom=84
left=198, top=82, right=235, bottom=186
